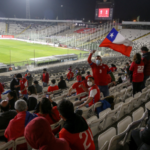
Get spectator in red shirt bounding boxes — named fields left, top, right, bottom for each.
left=87, top=50, right=115, bottom=97
left=67, top=69, right=74, bottom=81
left=42, top=69, right=49, bottom=87
left=4, top=99, right=37, bottom=150
left=110, top=64, right=117, bottom=72
left=68, top=75, right=85, bottom=96
left=129, top=53, right=144, bottom=95
left=34, top=97, right=60, bottom=135
left=141, top=46, right=150, bottom=89
left=82, top=76, right=89, bottom=88
left=47, top=79, right=59, bottom=92
left=86, top=71, right=92, bottom=80
left=0, top=82, right=4, bottom=102
left=24, top=117, right=70, bottom=150
left=15, top=74, right=28, bottom=100
left=58, top=99, right=95, bottom=150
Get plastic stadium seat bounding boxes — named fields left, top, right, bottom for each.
left=114, top=102, right=124, bottom=109
left=0, top=129, right=5, bottom=136
left=132, top=92, right=142, bottom=109
left=125, top=86, right=133, bottom=99
left=132, top=107, right=144, bottom=122
left=98, top=127, right=116, bottom=150
left=0, top=141, right=14, bottom=150
left=86, top=116, right=98, bottom=125
left=140, top=91, right=149, bottom=103
left=94, top=102, right=102, bottom=110
left=145, top=101, right=150, bottom=110
left=99, top=108, right=111, bottom=118
left=117, top=116, right=132, bottom=134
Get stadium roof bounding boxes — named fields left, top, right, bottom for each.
left=0, top=17, right=83, bottom=23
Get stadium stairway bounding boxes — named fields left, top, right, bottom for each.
left=15, top=24, right=31, bottom=37
left=132, top=32, right=150, bottom=41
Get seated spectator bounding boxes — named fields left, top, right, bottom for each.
left=10, top=74, right=20, bottom=97
left=110, top=64, right=117, bottom=72
left=81, top=68, right=85, bottom=74
left=86, top=71, right=92, bottom=80
left=58, top=99, right=95, bottom=150
left=129, top=53, right=144, bottom=95
left=79, top=77, right=110, bottom=111
left=34, top=97, right=60, bottom=135
left=24, top=117, right=70, bottom=150
left=0, top=100, right=17, bottom=130
left=27, top=85, right=37, bottom=111
left=34, top=80, right=42, bottom=93
left=67, top=69, right=74, bottom=81
left=82, top=76, right=88, bottom=88
left=7, top=90, right=18, bottom=110
left=15, top=74, right=28, bottom=100
left=0, top=82, right=4, bottom=102
left=26, top=72, right=33, bottom=86
left=47, top=79, right=59, bottom=92
left=4, top=99, right=37, bottom=150
left=75, top=68, right=81, bottom=76
left=58, top=76, right=67, bottom=89
left=68, top=75, right=85, bottom=96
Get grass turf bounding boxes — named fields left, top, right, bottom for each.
left=0, top=40, right=86, bottom=64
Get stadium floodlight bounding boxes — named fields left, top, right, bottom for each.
left=26, top=0, right=30, bottom=19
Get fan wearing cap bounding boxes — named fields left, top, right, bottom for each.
left=68, top=75, right=85, bottom=96
left=67, top=69, right=74, bottom=81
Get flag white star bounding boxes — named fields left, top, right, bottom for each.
left=110, top=33, right=114, bottom=38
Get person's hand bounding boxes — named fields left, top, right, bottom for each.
left=113, top=81, right=116, bottom=85
left=91, top=50, right=96, bottom=54
left=14, top=85, right=18, bottom=88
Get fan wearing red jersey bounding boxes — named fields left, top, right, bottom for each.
left=68, top=75, right=85, bottom=96
left=47, top=79, right=59, bottom=92
left=129, top=53, right=144, bottom=95
left=87, top=50, right=115, bottom=97
left=67, top=69, right=74, bottom=81
left=15, top=74, right=28, bottom=99
left=110, top=64, right=117, bottom=72
left=58, top=99, right=95, bottom=150
left=85, top=71, right=92, bottom=80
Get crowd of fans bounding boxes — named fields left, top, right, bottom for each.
left=0, top=46, right=149, bottom=150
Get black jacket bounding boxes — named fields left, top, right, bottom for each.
left=9, top=98, right=16, bottom=110
left=35, top=84, right=43, bottom=93
left=10, top=78, right=20, bottom=92
left=58, top=80, right=67, bottom=89
left=27, top=95, right=38, bottom=111
left=0, top=110, right=17, bottom=130
left=142, top=52, right=150, bottom=76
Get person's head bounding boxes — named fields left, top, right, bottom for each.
left=141, top=46, right=149, bottom=54
left=28, top=85, right=37, bottom=95
left=57, top=99, right=74, bottom=121
left=7, top=91, right=18, bottom=101
left=34, top=80, right=38, bottom=85
left=0, top=100, right=10, bottom=112
left=60, top=76, right=63, bottom=80
left=129, top=60, right=132, bottom=64
left=76, top=68, right=80, bottom=72
left=82, top=76, right=86, bottom=81
left=15, top=99, right=27, bottom=113
left=24, top=117, right=55, bottom=150
left=16, top=73, right=22, bottom=80
left=95, top=55, right=102, bottom=65
left=51, top=79, right=56, bottom=85
left=133, top=53, right=141, bottom=62
left=76, top=75, right=82, bottom=82
left=87, top=77, right=95, bottom=87
left=43, top=69, right=47, bottom=73
left=87, top=71, right=90, bottom=75
left=27, top=72, right=31, bottom=77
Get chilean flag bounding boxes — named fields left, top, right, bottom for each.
left=99, top=28, right=133, bottom=57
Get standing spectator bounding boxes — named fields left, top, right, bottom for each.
left=58, top=76, right=67, bottom=89
left=125, top=62, right=130, bottom=77
left=10, top=74, right=20, bottom=97
left=7, top=91, right=18, bottom=110
left=87, top=50, right=115, bottom=97
left=129, top=53, right=144, bottom=96
left=42, top=69, right=49, bottom=87
left=141, top=46, right=150, bottom=89
left=26, top=72, right=33, bottom=86
left=58, top=100, right=95, bottom=150
left=4, top=99, right=37, bottom=150
left=24, top=117, right=70, bottom=150
left=34, top=81, right=42, bottom=93
left=24, top=70, right=28, bottom=78
left=86, top=71, right=92, bottom=80
left=110, top=64, right=117, bottom=72
left=81, top=68, right=85, bottom=74
left=68, top=75, right=85, bottom=96
left=34, top=98, right=60, bottom=135
left=27, top=85, right=37, bottom=111
left=15, top=74, right=28, bottom=99
left=67, top=69, right=74, bottom=81
left=0, top=82, right=4, bottom=102
left=0, top=100, right=17, bottom=130
left=47, top=79, right=59, bottom=92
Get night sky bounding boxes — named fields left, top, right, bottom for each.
left=0, top=0, right=150, bottom=22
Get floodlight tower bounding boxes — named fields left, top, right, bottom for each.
left=26, top=0, right=30, bottom=19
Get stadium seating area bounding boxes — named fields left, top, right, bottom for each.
left=0, top=53, right=150, bottom=150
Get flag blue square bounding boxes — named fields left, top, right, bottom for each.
left=106, top=28, right=118, bottom=42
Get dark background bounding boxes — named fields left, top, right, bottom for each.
left=0, top=0, right=149, bottom=22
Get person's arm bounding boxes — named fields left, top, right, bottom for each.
left=49, top=96, right=57, bottom=106
left=109, top=72, right=115, bottom=81
left=87, top=50, right=96, bottom=64
left=68, top=87, right=73, bottom=96
left=78, top=97, right=93, bottom=108
left=80, top=84, right=88, bottom=92
left=142, top=57, right=147, bottom=66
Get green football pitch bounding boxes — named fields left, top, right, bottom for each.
left=0, top=40, right=86, bottom=64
